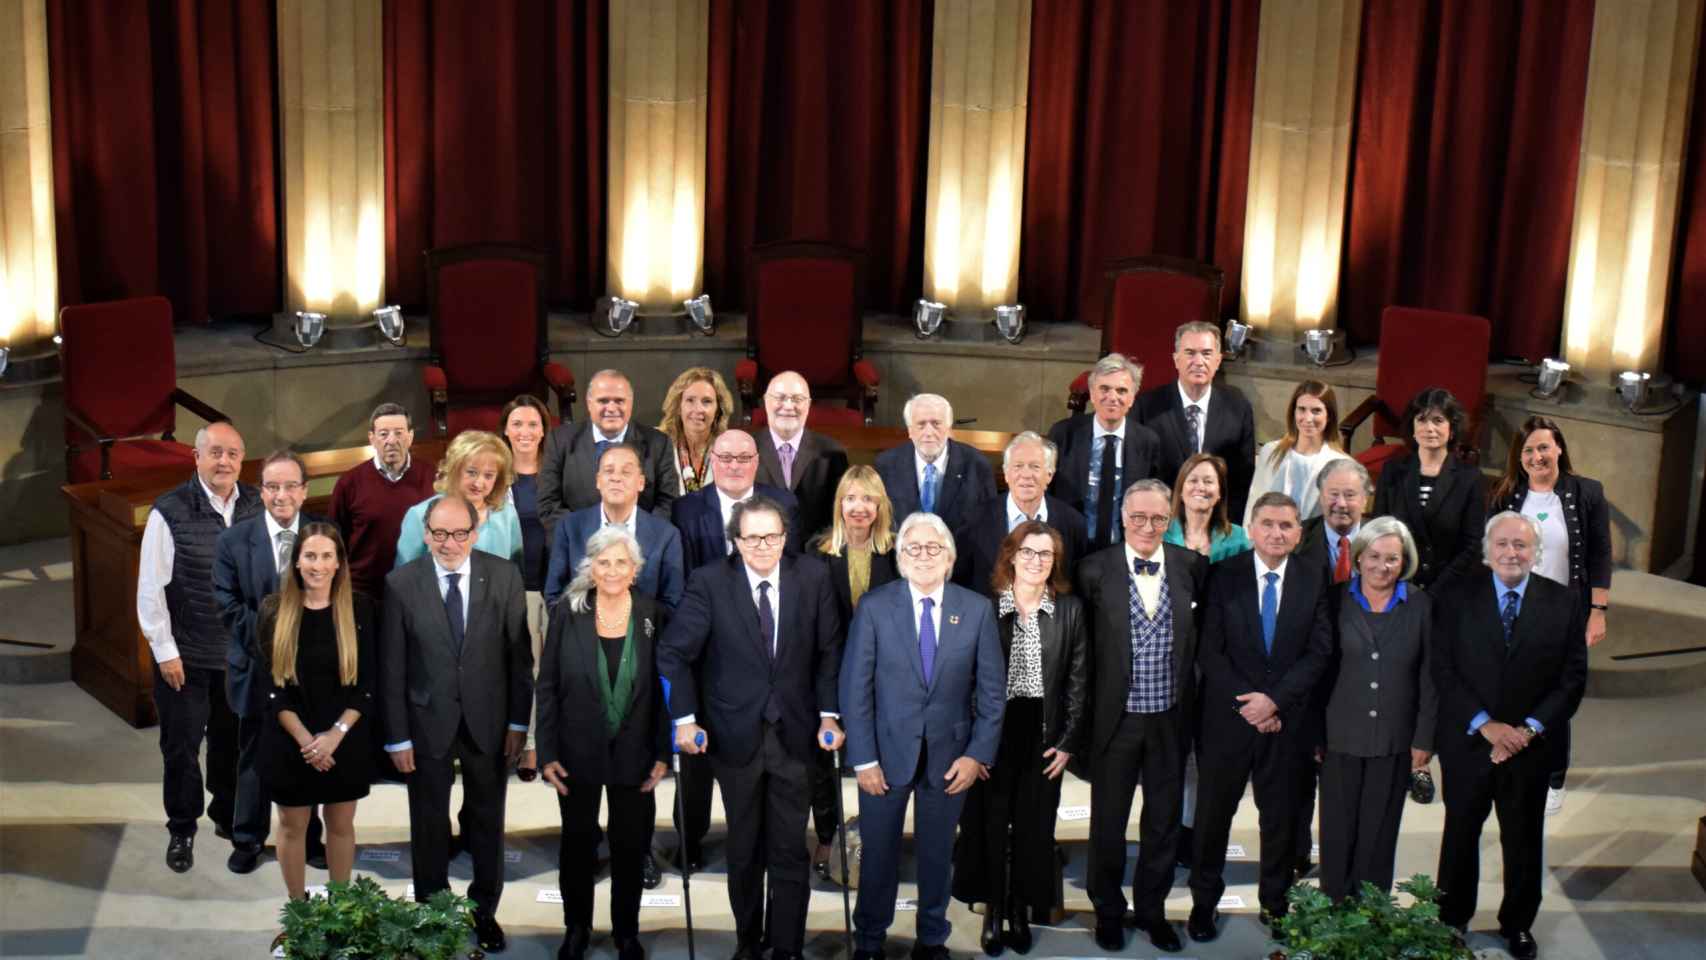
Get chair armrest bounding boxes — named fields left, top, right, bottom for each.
left=735, top=358, right=759, bottom=426
left=1338, top=395, right=1393, bottom=450
left=542, top=362, right=576, bottom=422
left=852, top=359, right=880, bottom=389
left=171, top=388, right=230, bottom=425
left=63, top=407, right=109, bottom=446
left=422, top=365, right=448, bottom=392
left=1067, top=369, right=1090, bottom=416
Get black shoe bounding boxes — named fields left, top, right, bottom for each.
left=641, top=852, right=662, bottom=890
left=613, top=936, right=645, bottom=960
left=981, top=904, right=1004, bottom=957
left=166, top=834, right=194, bottom=873
left=1176, top=826, right=1195, bottom=867
left=306, top=842, right=328, bottom=871
left=1186, top=906, right=1219, bottom=942
left=212, top=821, right=233, bottom=842
left=1094, top=919, right=1124, bottom=952
left=730, top=943, right=763, bottom=960
left=1141, top=918, right=1182, bottom=953
left=910, top=944, right=950, bottom=960
left=474, top=911, right=507, bottom=953
left=1293, top=856, right=1315, bottom=879
left=559, top=925, right=590, bottom=960
left=1006, top=905, right=1032, bottom=955
left=227, top=842, right=263, bottom=874
left=1261, top=909, right=1288, bottom=943
left=1506, top=930, right=1538, bottom=960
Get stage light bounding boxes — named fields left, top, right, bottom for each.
left=1303, top=328, right=1334, bottom=366
left=0, top=347, right=9, bottom=378
left=913, top=299, right=946, bottom=339
left=1535, top=358, right=1570, bottom=400
left=1617, top=370, right=1651, bottom=412
left=294, top=311, right=326, bottom=349
left=373, top=305, right=404, bottom=345
left=992, top=304, right=1026, bottom=344
left=1223, top=319, right=1251, bottom=360
left=683, top=294, right=714, bottom=335
left=596, top=297, right=639, bottom=338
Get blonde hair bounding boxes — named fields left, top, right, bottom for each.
left=659, top=367, right=734, bottom=446
left=434, top=430, right=515, bottom=507
left=269, top=522, right=359, bottom=687
left=817, top=465, right=896, bottom=556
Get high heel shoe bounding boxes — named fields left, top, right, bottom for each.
left=1005, top=900, right=1033, bottom=955
left=981, top=903, right=1005, bottom=957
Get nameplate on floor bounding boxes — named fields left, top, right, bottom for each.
left=505, top=850, right=522, bottom=863
left=1057, top=805, right=1090, bottom=821
left=642, top=894, right=682, bottom=908
left=896, top=898, right=918, bottom=911
left=305, top=885, right=327, bottom=897
left=538, top=889, right=564, bottom=904
left=359, top=848, right=401, bottom=862
left=1218, top=894, right=1244, bottom=908
left=1225, top=844, right=1247, bottom=859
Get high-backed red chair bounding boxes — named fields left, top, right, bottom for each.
left=60, top=296, right=230, bottom=483
left=1067, top=256, right=1224, bottom=414
left=423, top=243, right=574, bottom=436
left=736, top=241, right=879, bottom=426
left=1338, top=306, right=1492, bottom=476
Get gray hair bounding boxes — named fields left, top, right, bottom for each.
left=1001, top=431, right=1058, bottom=473
left=896, top=511, right=958, bottom=574
left=193, top=421, right=240, bottom=451
left=1122, top=478, right=1173, bottom=509
left=369, top=402, right=412, bottom=430
left=565, top=526, right=647, bottom=613
left=1089, top=352, right=1143, bottom=390
left=1173, top=320, right=1221, bottom=351
left=1352, top=516, right=1419, bottom=581
left=1316, top=456, right=1373, bottom=496
left=902, top=393, right=954, bottom=429
left=1483, top=510, right=1544, bottom=568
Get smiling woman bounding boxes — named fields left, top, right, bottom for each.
left=391, top=431, right=523, bottom=569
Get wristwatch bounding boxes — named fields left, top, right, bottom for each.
left=1590, top=602, right=1609, bottom=611
left=1522, top=722, right=1541, bottom=739
left=333, top=721, right=351, bottom=734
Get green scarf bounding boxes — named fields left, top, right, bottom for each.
left=595, top=607, right=638, bottom=738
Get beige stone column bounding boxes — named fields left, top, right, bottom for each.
left=277, top=0, right=385, bottom=319
left=923, top=0, right=1031, bottom=312
left=0, top=0, right=57, bottom=354
left=1239, top=0, right=1360, bottom=340
left=608, top=0, right=708, bottom=311
left=1562, top=0, right=1702, bottom=377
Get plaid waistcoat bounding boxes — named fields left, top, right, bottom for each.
left=1125, top=569, right=1177, bottom=714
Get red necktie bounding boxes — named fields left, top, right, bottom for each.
left=1335, top=535, right=1352, bottom=583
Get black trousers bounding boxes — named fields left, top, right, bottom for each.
left=1087, top=708, right=1184, bottom=925
left=559, top=782, right=655, bottom=938
left=1437, top=744, right=1549, bottom=933
left=154, top=663, right=238, bottom=838
left=1190, top=730, right=1305, bottom=917
left=712, top=722, right=813, bottom=952
left=1319, top=751, right=1409, bottom=901
left=406, top=721, right=510, bottom=915
left=672, top=752, right=714, bottom=863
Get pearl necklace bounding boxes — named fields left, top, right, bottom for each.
left=597, top=598, right=632, bottom=632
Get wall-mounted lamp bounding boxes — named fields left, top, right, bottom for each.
left=913, top=299, right=946, bottom=339
left=683, top=294, right=714, bottom=335
left=1617, top=370, right=1651, bottom=411
left=1223, top=319, right=1251, bottom=360
left=1535, top=358, right=1570, bottom=400
left=294, top=311, right=326, bottom=349
left=372, top=305, right=404, bottom=345
left=596, top=297, right=639, bottom=338
left=992, top=304, right=1026, bottom=345
left=1303, top=328, right=1334, bottom=366
left=0, top=347, right=9, bottom=378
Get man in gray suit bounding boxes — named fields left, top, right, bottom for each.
left=383, top=495, right=532, bottom=954
left=539, top=369, right=682, bottom=532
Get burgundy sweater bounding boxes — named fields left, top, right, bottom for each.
left=330, top=457, right=436, bottom=598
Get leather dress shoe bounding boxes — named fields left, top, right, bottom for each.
left=730, top=943, right=764, bottom=960
left=474, top=911, right=507, bottom=953
left=1506, top=930, right=1538, bottom=960
left=1260, top=909, right=1288, bottom=943
left=642, top=852, right=663, bottom=889
left=910, top=943, right=950, bottom=960
left=166, top=834, right=194, bottom=873
left=1094, top=918, right=1124, bottom=952
left=1005, top=903, right=1032, bottom=954
left=227, top=842, right=263, bottom=874
left=613, top=936, right=645, bottom=960
left=1186, top=906, right=1220, bottom=942
left=1293, top=856, right=1316, bottom=879
left=980, top=904, right=1004, bottom=956
left=1140, top=918, right=1182, bottom=953
left=559, top=925, right=590, bottom=960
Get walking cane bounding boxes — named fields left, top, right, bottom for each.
left=825, top=731, right=854, bottom=958
left=663, top=679, right=704, bottom=960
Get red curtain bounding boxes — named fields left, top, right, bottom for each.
left=1020, top=0, right=1261, bottom=327
left=704, top=0, right=932, bottom=313
left=384, top=0, right=605, bottom=309
left=1340, top=0, right=1595, bottom=361
left=1665, top=10, right=1706, bottom=385
left=48, top=0, right=280, bottom=325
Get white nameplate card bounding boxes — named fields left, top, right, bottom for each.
left=642, top=894, right=682, bottom=908
left=1225, top=844, right=1247, bottom=859
left=360, top=848, right=401, bottom=862
left=405, top=884, right=415, bottom=898
left=1218, top=894, right=1244, bottom=908
left=505, top=851, right=522, bottom=863
left=895, top=898, right=918, bottom=911
left=1058, top=805, right=1091, bottom=821
left=538, top=889, right=564, bottom=904
left=306, top=884, right=327, bottom=897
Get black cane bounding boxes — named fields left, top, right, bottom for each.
left=825, top=731, right=854, bottom=957
left=673, top=746, right=699, bottom=960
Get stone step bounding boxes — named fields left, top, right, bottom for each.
left=0, top=537, right=75, bottom=685
left=1588, top=570, right=1706, bottom=698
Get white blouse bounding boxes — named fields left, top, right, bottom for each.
left=1244, top=439, right=1344, bottom=527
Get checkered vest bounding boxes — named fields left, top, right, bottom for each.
left=1125, top=568, right=1176, bottom=713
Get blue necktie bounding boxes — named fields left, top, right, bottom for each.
left=1260, top=571, right=1278, bottom=655
left=1501, top=589, right=1520, bottom=653
left=921, top=463, right=938, bottom=514
left=595, top=439, right=611, bottom=460
left=919, top=597, right=936, bottom=685
left=445, top=572, right=465, bottom=657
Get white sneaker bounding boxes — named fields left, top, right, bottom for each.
left=1545, top=786, right=1566, bottom=817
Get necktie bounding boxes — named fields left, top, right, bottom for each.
left=1260, top=571, right=1279, bottom=655
left=779, top=442, right=795, bottom=488
left=444, top=572, right=466, bottom=657
left=1095, top=435, right=1118, bottom=544
left=276, top=529, right=295, bottom=575
left=1501, top=589, right=1520, bottom=653
left=1132, top=556, right=1159, bottom=577
left=1185, top=404, right=1203, bottom=454
left=918, top=597, right=937, bottom=685
left=1334, top=534, right=1352, bottom=583
left=922, top=462, right=938, bottom=514
left=757, top=581, right=777, bottom=662
left=595, top=439, right=612, bottom=461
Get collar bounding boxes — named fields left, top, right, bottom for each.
left=1177, top=381, right=1213, bottom=411
left=1494, top=572, right=1531, bottom=601
left=1327, top=522, right=1361, bottom=547
left=998, top=587, right=1055, bottom=618
left=745, top=563, right=781, bottom=596
left=1092, top=417, right=1127, bottom=442
left=373, top=452, right=412, bottom=482
left=1124, top=541, right=1166, bottom=577
left=263, top=511, right=301, bottom=542
left=592, top=423, right=629, bottom=445
left=915, top=446, right=946, bottom=473
left=1256, top=554, right=1289, bottom=581
left=1007, top=493, right=1048, bottom=525
left=715, top=486, right=753, bottom=514
left=433, top=552, right=472, bottom=580
left=908, top=581, right=946, bottom=611
left=769, top=428, right=804, bottom=452
left=1349, top=575, right=1408, bottom=612
left=600, top=504, right=637, bottom=530
left=198, top=476, right=239, bottom=512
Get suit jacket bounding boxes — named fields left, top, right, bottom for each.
left=755, top=428, right=850, bottom=545
left=951, top=496, right=1090, bottom=599
left=812, top=540, right=900, bottom=628
left=839, top=578, right=1006, bottom=786
left=1321, top=583, right=1438, bottom=757
left=539, top=420, right=681, bottom=533
left=672, top=483, right=801, bottom=574
left=1372, top=453, right=1486, bottom=592
left=1076, top=542, right=1208, bottom=762
left=1196, top=549, right=1334, bottom=754
left=1294, top=516, right=1340, bottom=583
left=543, top=505, right=686, bottom=610
left=1044, top=414, right=1164, bottom=540
left=1431, top=573, right=1587, bottom=768
left=535, top=592, right=671, bottom=786
left=212, top=512, right=325, bottom=718
left=1136, top=382, right=1258, bottom=521
left=874, top=439, right=998, bottom=535
left=380, top=552, right=533, bottom=758
left=657, top=554, right=843, bottom=765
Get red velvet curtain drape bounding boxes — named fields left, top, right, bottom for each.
left=1340, top=0, right=1595, bottom=361
left=1664, top=9, right=1706, bottom=385
left=47, top=0, right=280, bottom=325
left=384, top=0, right=605, bottom=310
left=1019, top=0, right=1260, bottom=327
left=704, top=0, right=933, bottom=313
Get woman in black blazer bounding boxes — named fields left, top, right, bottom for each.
left=1370, top=387, right=1486, bottom=593
left=537, top=526, right=670, bottom=960
left=952, top=520, right=1089, bottom=956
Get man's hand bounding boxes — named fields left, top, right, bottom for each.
left=1586, top=609, right=1607, bottom=648
left=1256, top=716, right=1283, bottom=734
left=1411, top=748, right=1433, bottom=771
left=1042, top=747, right=1071, bottom=780
left=390, top=748, right=416, bottom=775
left=856, top=766, right=889, bottom=796
left=818, top=718, right=845, bottom=752
left=1479, top=721, right=1528, bottom=757
left=944, top=756, right=985, bottom=795
left=640, top=761, right=668, bottom=793
left=504, top=730, right=527, bottom=766
left=676, top=722, right=708, bottom=755
left=541, top=761, right=570, bottom=796
left=158, top=658, right=186, bottom=692
left=1236, top=692, right=1278, bottom=727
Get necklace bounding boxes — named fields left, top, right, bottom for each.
left=597, top=597, right=631, bottom=631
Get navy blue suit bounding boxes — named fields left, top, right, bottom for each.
left=671, top=483, right=800, bottom=574
left=839, top=578, right=1005, bottom=950
left=542, top=505, right=686, bottom=610
left=874, top=439, right=997, bottom=536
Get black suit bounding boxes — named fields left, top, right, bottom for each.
left=1433, top=573, right=1586, bottom=933
left=1372, top=453, right=1485, bottom=592
left=658, top=555, right=843, bottom=953
left=1044, top=414, right=1163, bottom=548
left=539, top=420, right=681, bottom=533
left=951, top=496, right=1089, bottom=599
left=874, top=439, right=997, bottom=535
left=1189, top=550, right=1333, bottom=917
left=381, top=552, right=533, bottom=915
left=756, top=428, right=850, bottom=544
left=1136, top=382, right=1258, bottom=522
left=1075, top=542, right=1207, bottom=925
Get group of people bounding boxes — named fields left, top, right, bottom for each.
left=134, top=319, right=1608, bottom=960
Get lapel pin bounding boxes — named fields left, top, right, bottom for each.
left=948, top=614, right=960, bottom=625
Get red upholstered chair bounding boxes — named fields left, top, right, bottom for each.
left=1067, top=256, right=1224, bottom=414
left=1338, top=306, right=1492, bottom=475
left=423, top=244, right=575, bottom=436
left=60, top=296, right=230, bottom=483
left=735, top=242, right=879, bottom=427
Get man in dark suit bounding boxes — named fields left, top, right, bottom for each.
left=754, top=370, right=850, bottom=542
left=875, top=393, right=996, bottom=535
left=383, top=495, right=533, bottom=954
left=660, top=497, right=844, bottom=960
left=840, top=512, right=1005, bottom=960
left=1433, top=512, right=1587, bottom=960
left=953, top=431, right=1089, bottom=598
left=1135, top=321, right=1257, bottom=520
left=675, top=429, right=800, bottom=574
left=539, top=369, right=681, bottom=532
left=544, top=443, right=686, bottom=610
left=212, top=450, right=325, bottom=873
left=1188, top=491, right=1333, bottom=940
left=1047, top=353, right=1163, bottom=549
left=1076, top=478, right=1207, bottom=953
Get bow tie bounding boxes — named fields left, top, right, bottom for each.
left=1132, top=557, right=1160, bottom=577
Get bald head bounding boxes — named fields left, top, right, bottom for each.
left=193, top=422, right=245, bottom=498
left=586, top=369, right=634, bottom=436
left=712, top=429, right=759, bottom=498
left=765, top=370, right=812, bottom=441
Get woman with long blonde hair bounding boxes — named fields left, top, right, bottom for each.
left=657, top=367, right=735, bottom=495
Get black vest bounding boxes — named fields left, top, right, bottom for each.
left=153, top=477, right=262, bottom=669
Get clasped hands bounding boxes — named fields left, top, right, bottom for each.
left=1479, top=720, right=1534, bottom=763
left=299, top=728, right=344, bottom=772
left=1236, top=692, right=1283, bottom=733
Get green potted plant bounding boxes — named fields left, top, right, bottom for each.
left=1270, top=874, right=1477, bottom=960
left=277, top=876, right=474, bottom=960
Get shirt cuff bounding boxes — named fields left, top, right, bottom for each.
left=508, top=723, right=528, bottom=733
left=385, top=741, right=413, bottom=752
left=675, top=714, right=696, bottom=726
left=149, top=639, right=181, bottom=664
left=819, top=712, right=840, bottom=720
left=1467, top=710, right=1490, bottom=735
left=854, top=761, right=879, bottom=772
left=1525, top=717, right=1545, bottom=734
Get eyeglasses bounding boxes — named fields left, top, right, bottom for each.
left=1124, top=512, right=1170, bottom=530
left=1016, top=547, right=1055, bottom=564
left=427, top=527, right=473, bottom=543
left=262, top=482, right=304, bottom=494
left=736, top=533, right=785, bottom=548
left=901, top=542, right=946, bottom=558
left=767, top=392, right=809, bottom=407
left=713, top=453, right=758, bottom=465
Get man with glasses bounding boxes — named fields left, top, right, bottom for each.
left=953, top=431, right=1089, bottom=599
left=331, top=403, right=436, bottom=601
left=755, top=370, right=849, bottom=542
left=659, top=497, right=844, bottom=960
left=539, top=369, right=681, bottom=532
left=674, top=429, right=800, bottom=575
left=1076, top=479, right=1208, bottom=953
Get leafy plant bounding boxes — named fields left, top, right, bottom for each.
left=1273, top=874, right=1474, bottom=960
left=279, top=876, right=474, bottom=960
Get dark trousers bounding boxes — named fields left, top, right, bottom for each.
left=154, top=663, right=238, bottom=837
left=233, top=714, right=270, bottom=845
left=406, top=721, right=510, bottom=915
left=1088, top=708, right=1184, bottom=924
left=672, top=752, right=714, bottom=863
left=1437, top=744, right=1549, bottom=933
left=1319, top=751, right=1409, bottom=901
left=559, top=782, right=655, bottom=938
left=809, top=746, right=839, bottom=847
left=1190, top=730, right=1305, bottom=916
left=712, top=722, right=813, bottom=952
left=853, top=743, right=969, bottom=951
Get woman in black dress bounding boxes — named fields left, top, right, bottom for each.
left=1370, top=387, right=1485, bottom=593
left=257, top=522, right=375, bottom=904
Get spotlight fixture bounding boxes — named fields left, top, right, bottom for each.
left=683, top=294, right=715, bottom=335
left=1617, top=370, right=1651, bottom=412
left=913, top=298, right=946, bottom=339
left=373, top=305, right=405, bottom=345
left=596, top=296, right=639, bottom=338
left=0, top=347, right=9, bottom=378
left=293, top=311, right=326, bottom=349
left=992, top=303, right=1026, bottom=344
left=1223, top=319, right=1251, bottom=359
left=1303, top=327, right=1334, bottom=366
left=1535, top=357, right=1570, bottom=400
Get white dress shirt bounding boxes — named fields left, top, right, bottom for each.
left=136, top=477, right=241, bottom=664
left=264, top=512, right=302, bottom=575
left=592, top=424, right=630, bottom=445
left=374, top=452, right=413, bottom=483
left=1177, top=382, right=1213, bottom=453
left=1006, top=494, right=1049, bottom=531
left=715, top=486, right=754, bottom=553
left=600, top=504, right=637, bottom=535
left=1123, top=542, right=1167, bottom=617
